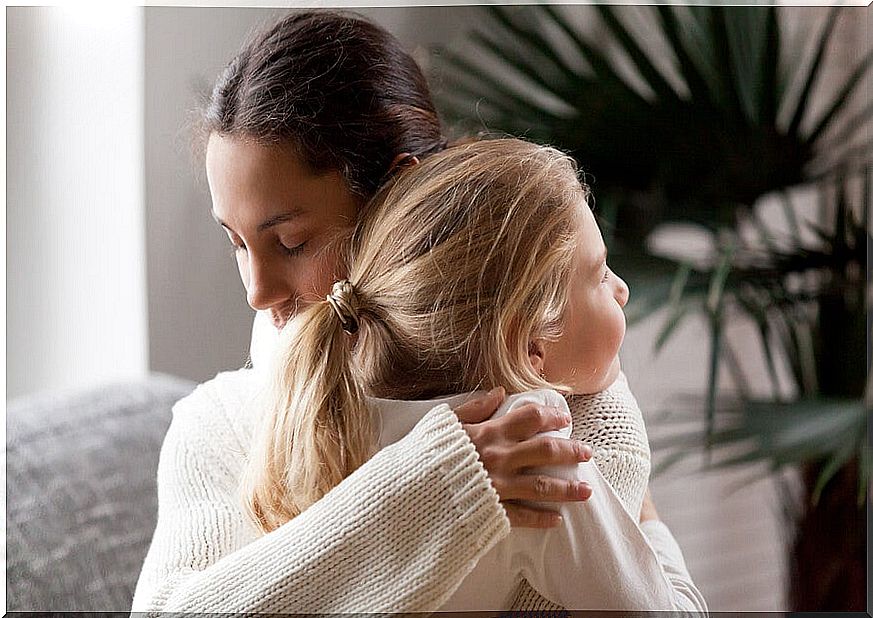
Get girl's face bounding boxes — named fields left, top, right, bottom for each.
left=538, top=204, right=629, bottom=394
left=206, top=134, right=362, bottom=330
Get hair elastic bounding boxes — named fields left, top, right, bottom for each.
left=326, top=280, right=360, bottom=334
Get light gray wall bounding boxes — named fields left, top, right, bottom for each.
left=8, top=7, right=148, bottom=399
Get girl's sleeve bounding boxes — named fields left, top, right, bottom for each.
left=504, top=383, right=708, bottom=613
left=131, top=374, right=509, bottom=614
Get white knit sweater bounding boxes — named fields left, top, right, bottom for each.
left=131, top=369, right=707, bottom=613
left=131, top=312, right=707, bottom=613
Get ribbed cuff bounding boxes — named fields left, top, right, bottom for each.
left=411, top=404, right=510, bottom=552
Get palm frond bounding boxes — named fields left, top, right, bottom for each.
left=786, top=8, right=840, bottom=137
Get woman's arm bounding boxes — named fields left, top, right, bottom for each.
left=132, top=372, right=508, bottom=614
left=132, top=369, right=593, bottom=614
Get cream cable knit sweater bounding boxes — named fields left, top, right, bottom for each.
left=132, top=369, right=509, bottom=613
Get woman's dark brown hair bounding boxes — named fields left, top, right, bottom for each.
left=203, top=10, right=447, bottom=197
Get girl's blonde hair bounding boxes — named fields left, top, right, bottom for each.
left=243, top=138, right=588, bottom=532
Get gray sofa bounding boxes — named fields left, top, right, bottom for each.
left=6, top=373, right=196, bottom=611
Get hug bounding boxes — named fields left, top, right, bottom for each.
left=132, top=11, right=707, bottom=614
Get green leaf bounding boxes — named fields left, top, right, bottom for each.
left=814, top=101, right=873, bottom=157
left=811, top=441, right=858, bottom=505
left=758, top=8, right=781, bottom=126
left=655, top=302, right=692, bottom=354
left=706, top=241, right=735, bottom=314
left=708, top=7, right=746, bottom=122
left=437, top=51, right=568, bottom=124
left=484, top=6, right=582, bottom=89
left=805, top=47, right=873, bottom=146
left=723, top=8, right=770, bottom=125
left=537, top=5, right=651, bottom=109
left=786, top=8, right=840, bottom=138
left=656, top=5, right=713, bottom=107
left=596, top=6, right=681, bottom=105
left=651, top=449, right=692, bottom=477
left=468, top=31, right=575, bottom=109
left=705, top=314, right=723, bottom=444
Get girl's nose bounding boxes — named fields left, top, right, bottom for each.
left=614, top=272, right=630, bottom=308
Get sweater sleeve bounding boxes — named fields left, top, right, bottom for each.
left=640, top=520, right=709, bottom=613
left=505, top=378, right=708, bottom=613
left=131, top=378, right=509, bottom=614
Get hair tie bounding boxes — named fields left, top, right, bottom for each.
left=326, top=280, right=359, bottom=334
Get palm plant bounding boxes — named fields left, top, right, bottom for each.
left=434, top=5, right=870, bottom=610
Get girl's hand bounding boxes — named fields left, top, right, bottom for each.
left=453, top=387, right=594, bottom=529
left=639, top=487, right=661, bottom=523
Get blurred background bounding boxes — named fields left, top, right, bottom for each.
left=7, top=4, right=870, bottom=612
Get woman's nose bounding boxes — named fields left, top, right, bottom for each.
left=245, top=254, right=289, bottom=311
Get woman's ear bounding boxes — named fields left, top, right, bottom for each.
left=528, top=339, right=546, bottom=376
left=387, top=152, right=420, bottom=176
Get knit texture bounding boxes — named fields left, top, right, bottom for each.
left=133, top=369, right=705, bottom=613
left=131, top=369, right=509, bottom=613
left=509, top=372, right=651, bottom=612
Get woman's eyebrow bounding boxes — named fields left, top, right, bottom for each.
left=256, top=212, right=302, bottom=232
left=210, top=210, right=303, bottom=234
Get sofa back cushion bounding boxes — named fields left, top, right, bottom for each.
left=6, top=374, right=195, bottom=611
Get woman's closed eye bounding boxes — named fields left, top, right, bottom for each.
left=227, top=240, right=306, bottom=258
left=601, top=268, right=609, bottom=283
left=279, top=239, right=306, bottom=257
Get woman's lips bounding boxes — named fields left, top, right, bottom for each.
left=270, top=307, right=295, bottom=330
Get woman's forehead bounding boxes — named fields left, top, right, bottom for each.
left=206, top=133, right=359, bottom=228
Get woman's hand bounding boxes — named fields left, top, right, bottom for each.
left=454, top=387, right=594, bottom=529
left=639, top=487, right=661, bottom=523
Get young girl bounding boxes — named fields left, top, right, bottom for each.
left=133, top=11, right=701, bottom=614
left=244, top=138, right=706, bottom=611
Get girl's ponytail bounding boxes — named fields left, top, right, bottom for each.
left=243, top=282, right=372, bottom=533
left=243, top=138, right=586, bottom=533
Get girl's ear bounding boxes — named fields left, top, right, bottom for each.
left=528, top=339, right=546, bottom=376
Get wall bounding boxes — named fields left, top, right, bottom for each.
left=7, top=7, right=148, bottom=399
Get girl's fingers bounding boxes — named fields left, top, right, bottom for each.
left=499, top=403, right=571, bottom=441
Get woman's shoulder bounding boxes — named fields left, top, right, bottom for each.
left=169, top=367, right=262, bottom=452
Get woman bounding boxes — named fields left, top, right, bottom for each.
left=244, top=138, right=706, bottom=611
left=133, top=10, right=696, bottom=613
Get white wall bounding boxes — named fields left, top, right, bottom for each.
left=7, top=7, right=148, bottom=399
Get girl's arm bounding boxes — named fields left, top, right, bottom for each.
left=501, top=379, right=708, bottom=613
left=132, top=370, right=509, bottom=614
